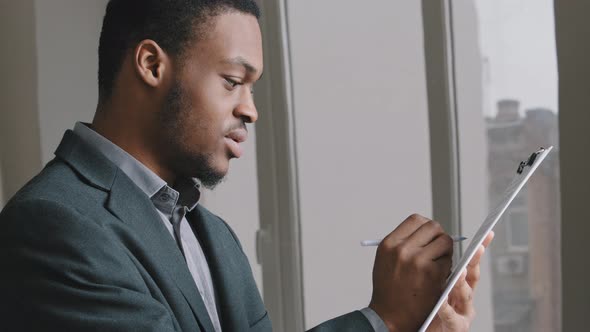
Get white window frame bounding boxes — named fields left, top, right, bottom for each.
left=253, top=1, right=305, bottom=331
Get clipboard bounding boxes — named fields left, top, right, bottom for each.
left=418, top=146, right=554, bottom=332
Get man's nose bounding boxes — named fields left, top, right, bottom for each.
left=234, top=93, right=258, bottom=123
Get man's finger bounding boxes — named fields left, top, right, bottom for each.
left=382, top=213, right=431, bottom=244
left=406, top=220, right=447, bottom=247
left=466, top=232, right=494, bottom=268
left=467, top=245, right=485, bottom=269
left=394, top=213, right=432, bottom=239
left=465, top=232, right=494, bottom=289
left=466, top=246, right=484, bottom=288
left=436, top=295, right=473, bottom=329
left=449, top=270, right=473, bottom=315
left=482, top=231, right=495, bottom=248
left=422, top=233, right=454, bottom=261
left=436, top=299, right=455, bottom=325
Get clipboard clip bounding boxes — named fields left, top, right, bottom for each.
left=517, top=147, right=546, bottom=174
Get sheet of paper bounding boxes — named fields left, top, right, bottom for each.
left=418, top=146, right=553, bottom=332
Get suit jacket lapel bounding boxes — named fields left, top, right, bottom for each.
left=189, top=207, right=251, bottom=331
left=55, top=130, right=216, bottom=332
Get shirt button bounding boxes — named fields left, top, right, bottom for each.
left=160, top=193, right=171, bottom=202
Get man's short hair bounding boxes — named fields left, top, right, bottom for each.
left=98, top=0, right=260, bottom=103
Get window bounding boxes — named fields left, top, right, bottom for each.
left=451, top=1, right=561, bottom=332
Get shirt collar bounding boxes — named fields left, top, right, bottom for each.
left=151, top=178, right=201, bottom=217
left=73, top=122, right=201, bottom=212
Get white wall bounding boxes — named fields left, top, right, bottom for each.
left=0, top=0, right=43, bottom=201
left=285, top=0, right=433, bottom=328
left=0, top=0, right=106, bottom=199
left=34, top=0, right=107, bottom=163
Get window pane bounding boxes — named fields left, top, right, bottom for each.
left=507, top=209, right=528, bottom=249
left=452, top=1, right=561, bottom=332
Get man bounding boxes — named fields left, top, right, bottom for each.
left=0, top=0, right=493, bottom=331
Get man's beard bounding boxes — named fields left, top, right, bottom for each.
left=159, top=79, right=226, bottom=189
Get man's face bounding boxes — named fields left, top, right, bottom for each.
left=158, top=12, right=263, bottom=188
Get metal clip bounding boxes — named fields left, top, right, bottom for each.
left=517, top=147, right=545, bottom=174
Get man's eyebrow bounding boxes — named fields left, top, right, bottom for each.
left=223, top=56, right=262, bottom=78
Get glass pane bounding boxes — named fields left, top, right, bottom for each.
left=451, top=1, right=561, bottom=332
left=507, top=208, right=528, bottom=249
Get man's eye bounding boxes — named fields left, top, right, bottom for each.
left=224, top=77, right=240, bottom=88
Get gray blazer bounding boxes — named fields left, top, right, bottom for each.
left=0, top=130, right=373, bottom=331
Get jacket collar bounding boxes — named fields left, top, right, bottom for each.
left=55, top=130, right=117, bottom=191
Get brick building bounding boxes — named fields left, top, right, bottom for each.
left=486, top=99, right=561, bottom=332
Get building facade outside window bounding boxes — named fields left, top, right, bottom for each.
left=452, top=1, right=561, bottom=331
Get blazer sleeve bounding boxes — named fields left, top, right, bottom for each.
left=306, top=310, right=375, bottom=332
left=0, top=198, right=178, bottom=332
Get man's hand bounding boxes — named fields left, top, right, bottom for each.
left=427, top=231, right=495, bottom=332
left=368, top=214, right=454, bottom=332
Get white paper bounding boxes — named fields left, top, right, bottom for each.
left=418, top=146, right=553, bottom=332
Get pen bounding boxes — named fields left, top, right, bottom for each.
left=360, top=236, right=468, bottom=247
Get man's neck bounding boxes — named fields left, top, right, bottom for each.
left=90, top=112, right=177, bottom=185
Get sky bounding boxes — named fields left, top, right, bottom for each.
left=474, top=0, right=558, bottom=116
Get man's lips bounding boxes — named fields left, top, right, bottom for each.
left=226, top=128, right=248, bottom=143
left=225, top=128, right=248, bottom=158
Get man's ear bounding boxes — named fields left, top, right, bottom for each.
left=134, top=40, right=169, bottom=88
